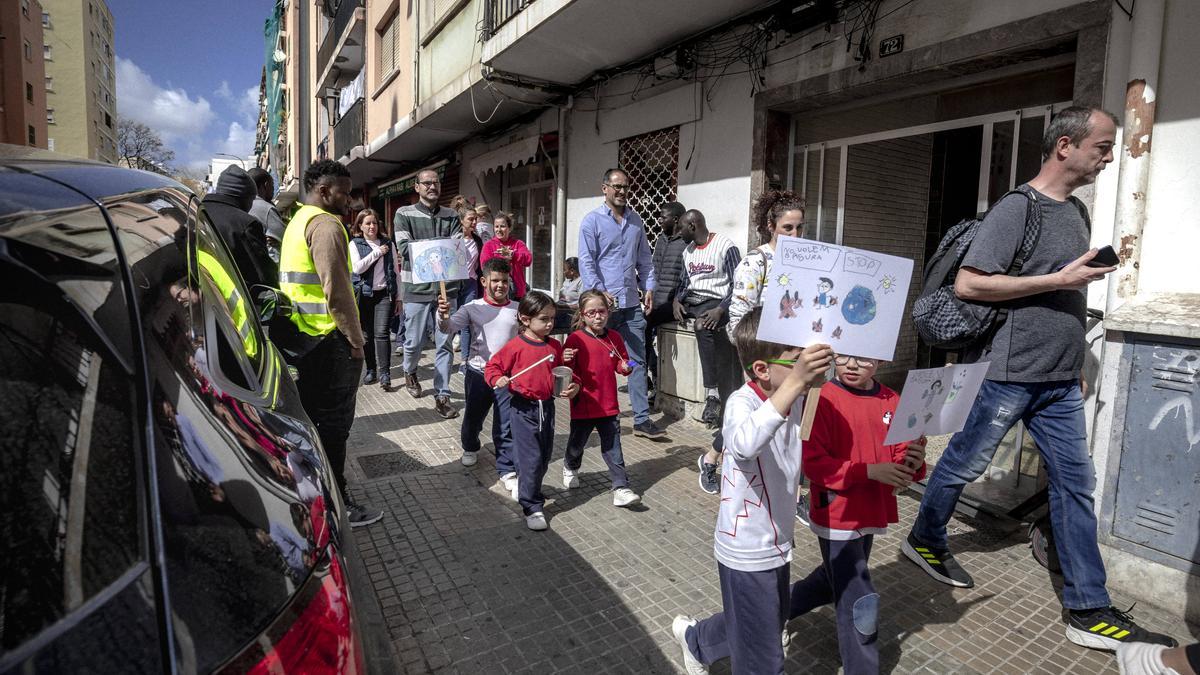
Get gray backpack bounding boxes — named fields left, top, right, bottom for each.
left=912, top=188, right=1044, bottom=350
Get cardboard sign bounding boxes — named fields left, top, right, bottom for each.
left=756, top=237, right=914, bottom=361
left=409, top=238, right=471, bottom=284
left=883, top=361, right=991, bottom=445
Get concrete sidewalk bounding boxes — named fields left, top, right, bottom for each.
left=343, top=359, right=1196, bottom=674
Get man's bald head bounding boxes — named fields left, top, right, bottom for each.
left=678, top=209, right=708, bottom=244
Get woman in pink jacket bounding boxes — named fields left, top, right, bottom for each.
left=480, top=212, right=532, bottom=299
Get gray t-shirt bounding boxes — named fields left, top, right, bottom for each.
left=962, top=187, right=1088, bottom=383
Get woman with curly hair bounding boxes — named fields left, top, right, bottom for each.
left=725, top=190, right=806, bottom=340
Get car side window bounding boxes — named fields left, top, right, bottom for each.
left=193, top=207, right=267, bottom=393
left=0, top=224, right=142, bottom=659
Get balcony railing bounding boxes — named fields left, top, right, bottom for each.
left=317, top=0, right=363, bottom=71
left=333, top=98, right=364, bottom=160
left=484, top=0, right=532, bottom=39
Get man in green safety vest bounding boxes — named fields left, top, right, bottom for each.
left=278, top=159, right=383, bottom=528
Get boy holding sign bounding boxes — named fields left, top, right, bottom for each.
left=672, top=307, right=833, bottom=674
left=787, top=353, right=925, bottom=674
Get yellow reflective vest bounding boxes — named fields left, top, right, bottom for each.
left=197, top=249, right=259, bottom=359
left=278, top=203, right=352, bottom=337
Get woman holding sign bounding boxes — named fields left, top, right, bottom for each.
left=481, top=212, right=532, bottom=300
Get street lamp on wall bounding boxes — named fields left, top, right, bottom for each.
left=319, top=87, right=339, bottom=126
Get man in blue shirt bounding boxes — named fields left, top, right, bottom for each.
left=578, top=168, right=667, bottom=439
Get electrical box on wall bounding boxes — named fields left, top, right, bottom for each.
left=775, top=0, right=836, bottom=35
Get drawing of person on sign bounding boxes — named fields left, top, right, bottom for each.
left=813, top=277, right=837, bottom=308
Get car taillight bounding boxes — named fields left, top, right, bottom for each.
left=247, top=554, right=364, bottom=675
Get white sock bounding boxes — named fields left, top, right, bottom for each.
left=705, top=387, right=718, bottom=399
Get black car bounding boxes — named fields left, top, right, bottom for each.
left=0, top=147, right=385, bottom=673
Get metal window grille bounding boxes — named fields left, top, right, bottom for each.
left=618, top=126, right=679, bottom=246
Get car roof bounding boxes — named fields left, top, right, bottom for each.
left=0, top=143, right=187, bottom=216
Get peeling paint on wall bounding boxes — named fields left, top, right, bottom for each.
left=1119, top=233, right=1138, bottom=264
left=1124, top=79, right=1156, bottom=159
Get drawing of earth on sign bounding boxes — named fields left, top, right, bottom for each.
left=841, top=285, right=877, bottom=325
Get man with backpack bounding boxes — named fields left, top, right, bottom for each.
left=904, top=106, right=1176, bottom=652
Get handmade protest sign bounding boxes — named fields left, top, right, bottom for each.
left=756, top=237, right=914, bottom=361
left=883, top=361, right=991, bottom=445
left=409, top=238, right=472, bottom=284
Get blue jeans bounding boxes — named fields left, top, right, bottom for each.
left=912, top=379, right=1110, bottom=610
left=402, top=298, right=457, bottom=398
left=607, top=306, right=650, bottom=424
left=457, top=281, right=478, bottom=364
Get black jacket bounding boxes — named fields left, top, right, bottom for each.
left=351, top=236, right=397, bottom=298
left=202, top=165, right=278, bottom=292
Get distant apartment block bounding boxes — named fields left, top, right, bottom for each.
left=0, top=0, right=49, bottom=148
left=41, top=0, right=116, bottom=161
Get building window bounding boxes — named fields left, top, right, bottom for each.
left=28, top=125, right=36, bottom=145
left=42, top=11, right=50, bottom=27
left=48, top=138, right=55, bottom=151
left=21, top=0, right=30, bottom=18
left=26, top=82, right=33, bottom=102
left=24, top=40, right=32, bottom=61
left=618, top=126, right=680, bottom=245
left=47, top=109, right=55, bottom=124
left=45, top=76, right=53, bottom=91
left=44, top=45, right=52, bottom=61
left=377, top=12, right=401, bottom=83
left=105, top=112, right=112, bottom=129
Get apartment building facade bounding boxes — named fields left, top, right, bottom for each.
left=0, top=0, right=48, bottom=148
left=42, top=0, right=117, bottom=162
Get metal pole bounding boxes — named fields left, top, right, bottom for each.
left=554, top=98, right=571, bottom=295
left=1109, top=0, right=1165, bottom=307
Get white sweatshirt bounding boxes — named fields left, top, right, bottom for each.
left=714, top=382, right=805, bottom=572
left=439, top=297, right=519, bottom=372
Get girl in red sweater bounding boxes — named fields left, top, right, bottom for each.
left=562, top=291, right=642, bottom=508
left=787, top=354, right=927, bottom=674
left=479, top=212, right=533, bottom=299
left=485, top=291, right=579, bottom=531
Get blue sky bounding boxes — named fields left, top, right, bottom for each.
left=109, top=0, right=275, bottom=172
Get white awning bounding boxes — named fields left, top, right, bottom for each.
left=467, top=136, right=539, bottom=176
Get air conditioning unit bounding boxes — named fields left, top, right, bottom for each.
left=775, top=0, right=836, bottom=35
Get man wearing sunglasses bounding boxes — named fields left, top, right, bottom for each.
left=578, top=168, right=666, bottom=439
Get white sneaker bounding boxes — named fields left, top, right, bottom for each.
left=500, top=472, right=518, bottom=492
left=612, top=487, right=641, bottom=507
left=671, top=616, right=708, bottom=675
left=526, top=511, right=548, bottom=531
left=1117, top=642, right=1178, bottom=675
left=781, top=627, right=790, bottom=648
left=460, top=450, right=478, bottom=467
left=562, top=467, right=580, bottom=489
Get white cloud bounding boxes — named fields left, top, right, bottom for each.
left=215, top=80, right=233, bottom=100
left=239, top=86, right=260, bottom=126
left=116, top=57, right=215, bottom=142
left=217, top=121, right=256, bottom=160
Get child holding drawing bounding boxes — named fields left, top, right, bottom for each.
left=672, top=307, right=833, bottom=674
left=438, top=258, right=519, bottom=489
left=562, top=290, right=641, bottom=507
left=485, top=291, right=580, bottom=531
left=786, top=353, right=926, bottom=674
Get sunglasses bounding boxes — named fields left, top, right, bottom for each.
left=744, top=358, right=797, bottom=372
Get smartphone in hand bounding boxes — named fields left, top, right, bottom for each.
left=1086, top=245, right=1120, bottom=268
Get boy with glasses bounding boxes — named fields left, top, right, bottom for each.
left=673, top=307, right=833, bottom=674
left=785, top=353, right=926, bottom=674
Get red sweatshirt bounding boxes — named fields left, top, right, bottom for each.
left=480, top=237, right=533, bottom=298
left=485, top=334, right=563, bottom=400
left=803, top=379, right=927, bottom=532
left=565, top=328, right=631, bottom=419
